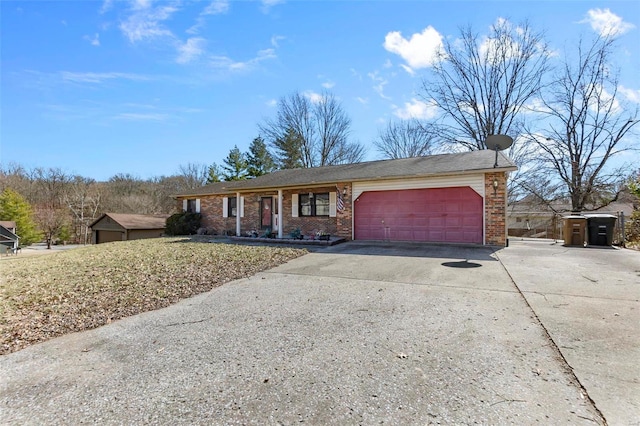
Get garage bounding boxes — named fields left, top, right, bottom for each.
left=90, top=213, right=170, bottom=244
left=354, top=187, right=483, bottom=243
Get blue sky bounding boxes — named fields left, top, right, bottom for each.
left=1, top=0, right=639, bottom=181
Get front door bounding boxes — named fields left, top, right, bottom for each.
left=260, top=197, right=272, bottom=229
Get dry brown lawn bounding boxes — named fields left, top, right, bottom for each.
left=0, top=237, right=306, bottom=355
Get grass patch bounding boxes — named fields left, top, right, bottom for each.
left=0, top=237, right=306, bottom=355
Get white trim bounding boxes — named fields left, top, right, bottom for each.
left=236, top=193, right=241, bottom=236
left=352, top=174, right=485, bottom=200
left=277, top=190, right=283, bottom=238
left=240, top=196, right=245, bottom=218
left=182, top=199, right=187, bottom=212
left=222, top=197, right=228, bottom=218
left=482, top=176, right=487, bottom=245
left=291, top=193, right=299, bottom=218
left=195, top=199, right=201, bottom=213
left=329, top=192, right=337, bottom=217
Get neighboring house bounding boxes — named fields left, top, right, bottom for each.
left=175, top=150, right=517, bottom=246
left=0, top=221, right=19, bottom=253
left=90, top=213, right=170, bottom=244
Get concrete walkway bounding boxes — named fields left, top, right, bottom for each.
left=497, top=240, right=640, bottom=425
left=0, top=241, right=605, bottom=424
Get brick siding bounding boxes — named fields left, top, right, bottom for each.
left=178, top=184, right=353, bottom=240
left=484, top=172, right=508, bottom=246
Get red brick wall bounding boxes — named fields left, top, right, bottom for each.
left=484, top=172, right=508, bottom=246
left=177, top=184, right=353, bottom=240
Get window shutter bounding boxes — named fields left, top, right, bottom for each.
left=329, top=192, right=337, bottom=217
left=222, top=197, right=228, bottom=218
left=240, top=196, right=245, bottom=217
left=292, top=194, right=298, bottom=217
left=195, top=199, right=201, bottom=213
left=182, top=200, right=187, bottom=212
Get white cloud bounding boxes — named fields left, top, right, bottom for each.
left=119, top=3, right=178, bottom=43
left=176, top=37, right=205, bottom=64
left=266, top=99, right=277, bottom=107
left=355, top=97, right=368, bottom=105
left=523, top=98, right=551, bottom=114
left=100, top=0, right=113, bottom=14
left=591, top=84, right=621, bottom=113
left=392, top=98, right=438, bottom=120
left=368, top=71, right=390, bottom=100
left=60, top=71, right=151, bottom=84
left=260, top=0, right=284, bottom=13
left=271, top=35, right=285, bottom=47
left=84, top=33, right=100, bottom=46
left=383, top=26, right=443, bottom=71
left=203, top=0, right=229, bottom=15
left=321, top=81, right=335, bottom=89
left=187, top=0, right=229, bottom=34
left=210, top=48, right=276, bottom=71
left=619, top=85, right=640, bottom=104
left=580, top=8, right=635, bottom=37
left=262, top=0, right=284, bottom=7
left=303, top=90, right=323, bottom=104
left=400, top=64, right=415, bottom=76
left=132, top=0, right=152, bottom=11
left=383, top=59, right=392, bottom=69
left=115, top=112, right=169, bottom=121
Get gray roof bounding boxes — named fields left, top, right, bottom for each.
left=90, top=213, right=171, bottom=230
left=0, top=224, right=19, bottom=241
left=0, top=221, right=16, bottom=230
left=177, top=150, right=517, bottom=197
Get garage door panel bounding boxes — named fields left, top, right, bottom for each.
left=354, top=187, right=482, bottom=244
left=97, top=230, right=123, bottom=244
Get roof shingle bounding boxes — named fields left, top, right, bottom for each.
left=90, top=213, right=170, bottom=230
left=177, top=150, right=516, bottom=197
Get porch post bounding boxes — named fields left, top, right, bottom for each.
left=278, top=189, right=283, bottom=238
left=236, top=192, right=241, bottom=237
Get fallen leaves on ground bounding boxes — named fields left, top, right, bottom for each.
left=0, top=237, right=306, bottom=355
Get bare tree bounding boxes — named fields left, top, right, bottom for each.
left=421, top=19, right=550, bottom=151
left=177, top=163, right=209, bottom=189
left=35, top=206, right=68, bottom=249
left=65, top=176, right=101, bottom=244
left=260, top=91, right=365, bottom=167
left=526, top=35, right=638, bottom=211
left=374, top=120, right=437, bottom=159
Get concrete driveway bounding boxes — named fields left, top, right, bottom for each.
left=497, top=240, right=640, bottom=425
left=1, top=241, right=609, bottom=424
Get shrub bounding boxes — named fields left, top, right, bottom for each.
left=165, top=212, right=202, bottom=236
left=625, top=210, right=640, bottom=247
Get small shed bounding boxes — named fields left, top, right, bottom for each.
left=90, top=213, right=170, bottom=244
left=0, top=221, right=20, bottom=253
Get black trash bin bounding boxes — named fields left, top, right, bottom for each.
left=584, top=214, right=617, bottom=246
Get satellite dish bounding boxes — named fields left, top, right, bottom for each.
left=485, top=135, right=513, bottom=151
left=485, top=135, right=513, bottom=167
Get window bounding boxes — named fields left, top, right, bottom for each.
left=186, top=199, right=197, bottom=213
left=228, top=197, right=237, bottom=217
left=299, top=192, right=329, bottom=216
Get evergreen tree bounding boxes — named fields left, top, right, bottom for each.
left=273, top=128, right=303, bottom=169
left=221, top=146, right=249, bottom=181
left=0, top=188, right=42, bottom=245
left=246, top=136, right=276, bottom=177
left=207, top=163, right=222, bottom=183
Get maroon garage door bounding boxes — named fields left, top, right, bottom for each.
left=354, top=187, right=483, bottom=243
